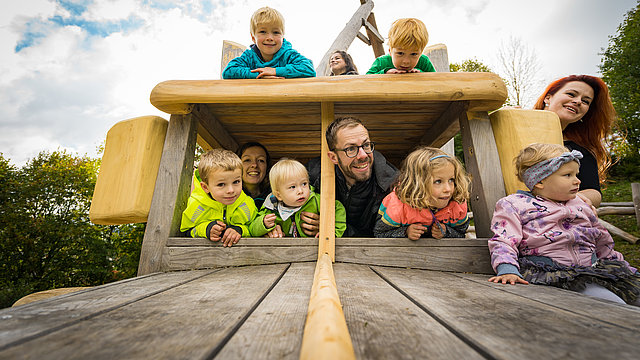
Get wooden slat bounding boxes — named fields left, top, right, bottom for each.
left=150, top=73, right=508, bottom=114
left=162, top=246, right=317, bottom=270
left=300, top=254, right=355, bottom=360
left=217, top=262, right=315, bottom=359
left=192, top=103, right=239, bottom=152
left=0, top=270, right=216, bottom=350
left=0, top=265, right=289, bottom=359
left=456, top=273, right=640, bottom=331
left=319, top=102, right=336, bottom=260
left=459, top=111, right=506, bottom=237
left=633, top=182, right=640, bottom=227
left=419, top=101, right=466, bottom=148
left=333, top=263, right=483, bottom=359
left=138, top=113, right=198, bottom=275
left=373, top=266, right=640, bottom=359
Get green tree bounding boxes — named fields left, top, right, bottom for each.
left=600, top=1, right=640, bottom=177
left=449, top=58, right=492, bottom=73
left=0, top=151, right=144, bottom=308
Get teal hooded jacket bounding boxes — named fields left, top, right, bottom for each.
left=222, top=39, right=316, bottom=79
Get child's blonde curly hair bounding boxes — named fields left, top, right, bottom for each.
left=388, top=18, right=429, bottom=51
left=395, top=146, right=470, bottom=209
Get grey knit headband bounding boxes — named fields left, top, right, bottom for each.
left=522, top=150, right=583, bottom=190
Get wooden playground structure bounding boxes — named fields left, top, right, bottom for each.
left=2, top=1, right=640, bottom=359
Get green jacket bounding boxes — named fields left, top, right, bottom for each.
left=366, top=54, right=436, bottom=74
left=249, top=190, right=346, bottom=237
left=180, top=170, right=257, bottom=238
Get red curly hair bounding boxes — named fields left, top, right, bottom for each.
left=533, top=75, right=617, bottom=183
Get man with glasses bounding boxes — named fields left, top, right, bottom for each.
left=304, top=116, right=398, bottom=237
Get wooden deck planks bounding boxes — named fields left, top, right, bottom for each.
left=0, top=265, right=289, bottom=359
left=0, top=270, right=216, bottom=350
left=373, top=266, right=640, bottom=360
left=216, top=262, right=315, bottom=359
left=333, top=263, right=484, bottom=359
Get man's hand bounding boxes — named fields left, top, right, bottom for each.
left=209, top=221, right=226, bottom=242
left=300, top=211, right=320, bottom=237
left=406, top=224, right=427, bottom=240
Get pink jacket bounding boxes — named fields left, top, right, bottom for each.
left=488, top=192, right=632, bottom=273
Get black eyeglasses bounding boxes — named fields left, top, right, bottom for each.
left=333, top=142, right=375, bottom=158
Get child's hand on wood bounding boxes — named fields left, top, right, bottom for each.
left=488, top=274, right=529, bottom=285
left=267, top=224, right=284, bottom=238
left=431, top=222, right=445, bottom=239
left=221, top=228, right=241, bottom=247
left=406, top=224, right=428, bottom=240
left=263, top=214, right=277, bottom=229
left=251, top=67, right=283, bottom=79
left=209, top=221, right=226, bottom=242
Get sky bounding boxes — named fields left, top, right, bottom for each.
left=0, top=0, right=637, bottom=166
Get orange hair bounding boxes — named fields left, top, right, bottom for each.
left=533, top=75, right=617, bottom=183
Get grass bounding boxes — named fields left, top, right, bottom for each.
left=600, top=177, right=640, bottom=269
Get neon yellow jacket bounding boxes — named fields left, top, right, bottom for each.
left=180, top=170, right=257, bottom=238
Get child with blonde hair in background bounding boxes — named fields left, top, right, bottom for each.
left=488, top=143, right=640, bottom=306
left=374, top=147, right=470, bottom=239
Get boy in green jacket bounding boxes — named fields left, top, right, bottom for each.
left=366, top=18, right=436, bottom=74
left=180, top=149, right=257, bottom=247
left=250, top=159, right=346, bottom=237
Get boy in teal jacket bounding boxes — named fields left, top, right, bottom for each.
left=250, top=159, right=346, bottom=237
left=180, top=149, right=257, bottom=247
left=222, top=6, right=315, bottom=79
left=367, top=18, right=436, bottom=74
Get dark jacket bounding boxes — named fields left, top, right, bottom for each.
left=307, top=151, right=397, bottom=237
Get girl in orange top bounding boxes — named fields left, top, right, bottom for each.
left=374, top=147, right=471, bottom=239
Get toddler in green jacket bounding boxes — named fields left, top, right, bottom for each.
left=250, top=159, right=346, bottom=237
left=180, top=149, right=257, bottom=247
left=367, top=18, right=436, bottom=74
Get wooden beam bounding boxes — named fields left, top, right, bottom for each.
left=633, top=183, right=640, bottom=228
left=319, top=102, right=336, bottom=261
left=599, top=218, right=638, bottom=244
left=419, top=101, right=465, bottom=148
left=300, top=253, right=356, bottom=360
left=138, top=113, right=198, bottom=275
left=360, top=0, right=385, bottom=58
left=191, top=104, right=239, bottom=152
left=597, top=206, right=635, bottom=216
left=356, top=31, right=371, bottom=45
left=459, top=111, right=506, bottom=238
left=315, top=0, right=374, bottom=75
left=362, top=18, right=384, bottom=43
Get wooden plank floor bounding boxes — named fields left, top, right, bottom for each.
left=2, top=263, right=639, bottom=359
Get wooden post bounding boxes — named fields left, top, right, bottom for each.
left=300, top=253, right=356, bottom=360
left=138, top=113, right=198, bottom=275
left=633, top=183, right=640, bottom=228
left=319, top=102, right=336, bottom=261
left=459, top=111, right=506, bottom=238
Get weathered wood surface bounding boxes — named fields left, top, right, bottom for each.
left=163, top=237, right=493, bottom=274
left=319, top=102, right=337, bottom=260
left=599, top=218, right=639, bottom=244
left=597, top=206, right=635, bottom=216
left=3, top=263, right=640, bottom=359
left=633, top=182, right=640, bottom=227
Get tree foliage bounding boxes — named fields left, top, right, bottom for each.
left=600, top=1, right=640, bottom=173
left=449, top=58, right=492, bottom=73
left=0, top=151, right=144, bottom=308
left=497, top=36, right=541, bottom=107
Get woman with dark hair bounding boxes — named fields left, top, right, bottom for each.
left=329, top=50, right=359, bottom=76
left=533, top=75, right=617, bottom=207
left=237, top=142, right=272, bottom=208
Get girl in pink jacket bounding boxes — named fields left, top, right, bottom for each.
left=374, top=147, right=470, bottom=240
left=488, top=143, right=640, bottom=305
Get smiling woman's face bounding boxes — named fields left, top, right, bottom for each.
left=544, top=81, right=594, bottom=129
left=240, top=146, right=268, bottom=187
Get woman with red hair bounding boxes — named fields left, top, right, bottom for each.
left=533, top=75, right=617, bottom=207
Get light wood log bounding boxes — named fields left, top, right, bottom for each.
left=423, top=43, right=450, bottom=73
left=89, top=116, right=168, bottom=224
left=489, top=109, right=563, bottom=195
left=633, top=183, right=640, bottom=227
left=362, top=11, right=385, bottom=58
left=459, top=111, right=506, bottom=237
left=138, top=113, right=198, bottom=275
left=300, top=253, right=355, bottom=360
left=600, top=202, right=634, bottom=207
left=150, top=73, right=508, bottom=114
left=596, top=206, right=635, bottom=216
left=315, top=0, right=375, bottom=76
left=599, top=218, right=638, bottom=244
left=319, top=102, right=336, bottom=260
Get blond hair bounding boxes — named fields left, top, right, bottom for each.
left=198, top=149, right=242, bottom=183
left=395, top=147, right=470, bottom=209
left=269, top=159, right=308, bottom=192
left=250, top=6, right=285, bottom=36
left=388, top=18, right=429, bottom=51
left=514, top=143, right=568, bottom=183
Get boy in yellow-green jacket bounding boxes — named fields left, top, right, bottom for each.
left=180, top=149, right=257, bottom=247
left=250, top=159, right=346, bottom=237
